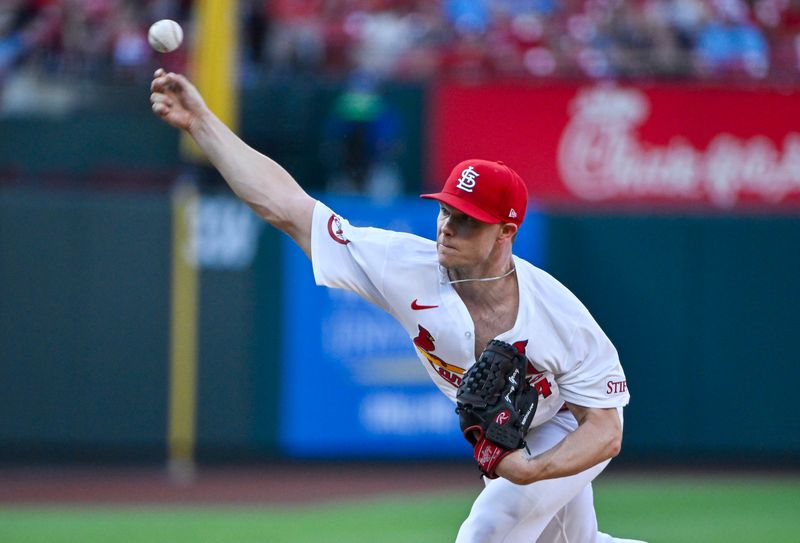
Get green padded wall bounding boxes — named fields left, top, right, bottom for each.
left=547, top=214, right=800, bottom=463
left=0, top=188, right=171, bottom=460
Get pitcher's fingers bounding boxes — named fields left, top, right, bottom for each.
left=163, top=73, right=185, bottom=92
left=151, top=75, right=167, bottom=92
left=172, top=73, right=191, bottom=87
left=152, top=102, right=169, bottom=116
left=154, top=68, right=166, bottom=78
left=151, top=72, right=180, bottom=92
left=150, top=92, right=173, bottom=107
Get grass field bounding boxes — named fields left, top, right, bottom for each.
left=1, top=476, right=798, bottom=542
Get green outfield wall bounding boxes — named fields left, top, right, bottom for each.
left=0, top=189, right=172, bottom=460
left=0, top=79, right=425, bottom=194
left=546, top=213, right=800, bottom=463
left=1, top=188, right=798, bottom=464
left=0, top=188, right=283, bottom=462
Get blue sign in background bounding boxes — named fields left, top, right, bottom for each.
left=280, top=196, right=546, bottom=458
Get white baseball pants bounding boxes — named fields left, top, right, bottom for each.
left=455, top=408, right=630, bottom=543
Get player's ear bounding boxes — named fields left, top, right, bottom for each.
left=498, top=223, right=518, bottom=242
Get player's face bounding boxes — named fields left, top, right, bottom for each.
left=436, top=203, right=502, bottom=269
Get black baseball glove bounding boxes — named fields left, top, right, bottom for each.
left=456, top=340, right=538, bottom=479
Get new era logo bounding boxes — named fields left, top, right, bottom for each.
left=456, top=166, right=479, bottom=193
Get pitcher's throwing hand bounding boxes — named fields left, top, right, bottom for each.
left=150, top=69, right=209, bottom=132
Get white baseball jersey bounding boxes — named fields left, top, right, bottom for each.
left=311, top=202, right=630, bottom=428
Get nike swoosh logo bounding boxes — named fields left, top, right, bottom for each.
left=411, top=299, right=439, bottom=310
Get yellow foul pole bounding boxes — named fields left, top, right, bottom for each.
left=169, top=0, right=239, bottom=478
left=168, top=182, right=199, bottom=479
left=181, top=0, right=240, bottom=161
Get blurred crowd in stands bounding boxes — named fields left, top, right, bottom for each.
left=2, top=0, right=800, bottom=85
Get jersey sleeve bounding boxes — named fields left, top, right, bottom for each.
left=310, top=201, right=391, bottom=311
left=556, top=323, right=630, bottom=408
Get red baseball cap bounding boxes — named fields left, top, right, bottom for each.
left=421, top=159, right=528, bottom=226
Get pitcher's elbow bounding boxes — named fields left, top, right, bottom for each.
left=607, top=429, right=623, bottom=458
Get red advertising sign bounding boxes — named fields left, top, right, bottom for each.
left=429, top=82, right=800, bottom=209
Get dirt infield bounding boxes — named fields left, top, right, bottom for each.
left=0, top=462, right=481, bottom=505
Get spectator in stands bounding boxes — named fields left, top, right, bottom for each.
left=3, top=0, right=800, bottom=90
left=321, top=70, right=404, bottom=198
left=112, top=3, right=151, bottom=81
left=695, top=0, right=770, bottom=78
left=265, top=0, right=326, bottom=75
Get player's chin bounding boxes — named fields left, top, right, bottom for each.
left=436, top=245, right=459, bottom=268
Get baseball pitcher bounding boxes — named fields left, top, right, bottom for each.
left=151, top=68, right=644, bottom=543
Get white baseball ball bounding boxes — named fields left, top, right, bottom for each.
left=148, top=19, right=183, bottom=53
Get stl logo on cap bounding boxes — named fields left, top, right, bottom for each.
left=456, top=166, right=479, bottom=193
left=419, top=158, right=529, bottom=226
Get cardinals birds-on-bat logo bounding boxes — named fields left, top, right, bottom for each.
left=327, top=214, right=349, bottom=245
left=412, top=328, right=553, bottom=398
